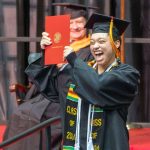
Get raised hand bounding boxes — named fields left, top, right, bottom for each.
left=63, top=46, right=74, bottom=58
left=40, top=32, right=52, bottom=49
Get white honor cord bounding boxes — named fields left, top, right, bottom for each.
left=87, top=104, right=91, bottom=143
left=86, top=62, right=97, bottom=149
left=74, top=98, right=82, bottom=150
left=87, top=104, right=94, bottom=150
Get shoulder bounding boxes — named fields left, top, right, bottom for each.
left=117, top=63, right=140, bottom=74
left=76, top=46, right=94, bottom=61
left=76, top=46, right=90, bottom=55
left=109, top=63, right=140, bottom=83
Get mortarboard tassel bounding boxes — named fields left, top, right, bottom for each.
left=109, top=17, right=121, bottom=59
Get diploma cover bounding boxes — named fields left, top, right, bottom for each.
left=44, top=15, right=70, bottom=65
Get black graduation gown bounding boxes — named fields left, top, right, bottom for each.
left=25, top=47, right=93, bottom=111
left=57, top=47, right=93, bottom=118
left=25, top=46, right=93, bottom=146
left=65, top=53, right=140, bottom=150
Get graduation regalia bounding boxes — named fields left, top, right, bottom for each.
left=25, top=44, right=93, bottom=117
left=25, top=11, right=140, bottom=149
left=24, top=35, right=93, bottom=149
left=64, top=53, right=140, bottom=150
left=62, top=13, right=140, bottom=150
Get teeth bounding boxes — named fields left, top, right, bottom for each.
left=95, top=54, right=99, bottom=56
left=94, top=51, right=102, bottom=54
left=95, top=52, right=102, bottom=55
left=95, top=52, right=100, bottom=54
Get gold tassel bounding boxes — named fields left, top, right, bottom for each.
left=109, top=17, right=120, bottom=59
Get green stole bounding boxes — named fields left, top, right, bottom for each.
left=63, top=84, right=105, bottom=150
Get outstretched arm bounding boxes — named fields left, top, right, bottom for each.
left=64, top=46, right=140, bottom=109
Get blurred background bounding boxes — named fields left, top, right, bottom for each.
left=0, top=0, right=149, bottom=124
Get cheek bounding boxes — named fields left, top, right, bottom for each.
left=78, top=23, right=85, bottom=28
left=90, top=46, right=94, bottom=54
left=106, top=48, right=115, bottom=59
left=104, top=43, right=114, bottom=53
left=90, top=45, right=93, bottom=50
left=80, top=28, right=86, bottom=35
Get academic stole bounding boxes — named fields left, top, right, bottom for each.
left=63, top=84, right=105, bottom=150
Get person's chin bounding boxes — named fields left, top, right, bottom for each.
left=71, top=33, right=83, bottom=39
left=72, top=36, right=82, bottom=41
left=95, top=58, right=105, bottom=65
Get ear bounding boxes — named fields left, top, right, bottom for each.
left=114, top=40, right=120, bottom=49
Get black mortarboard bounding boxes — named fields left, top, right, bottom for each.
left=85, top=13, right=130, bottom=36
left=52, top=3, right=98, bottom=19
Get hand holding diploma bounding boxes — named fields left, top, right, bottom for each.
left=40, top=32, right=52, bottom=49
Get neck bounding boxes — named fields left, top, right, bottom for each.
left=97, top=59, right=117, bottom=74
left=97, top=66, right=105, bottom=74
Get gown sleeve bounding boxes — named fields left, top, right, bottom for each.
left=25, top=57, right=59, bottom=102
left=66, top=53, right=140, bottom=109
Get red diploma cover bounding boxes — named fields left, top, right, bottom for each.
left=44, top=15, right=70, bottom=65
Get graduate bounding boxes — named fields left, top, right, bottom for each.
left=63, top=13, right=140, bottom=150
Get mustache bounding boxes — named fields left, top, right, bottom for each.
left=71, top=27, right=85, bottom=31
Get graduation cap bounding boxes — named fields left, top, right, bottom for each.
left=52, top=3, right=98, bottom=19
left=85, top=13, right=130, bottom=58
left=85, top=13, right=130, bottom=36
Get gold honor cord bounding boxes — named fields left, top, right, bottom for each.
left=109, top=17, right=121, bottom=59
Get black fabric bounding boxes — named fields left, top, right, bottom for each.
left=57, top=46, right=93, bottom=119
left=66, top=51, right=77, bottom=67
left=25, top=59, right=59, bottom=102
left=65, top=56, right=140, bottom=150
left=23, top=43, right=140, bottom=149
left=23, top=45, right=93, bottom=149
left=67, top=58, right=140, bottom=108
left=25, top=46, right=93, bottom=137
left=93, top=23, right=120, bottom=40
